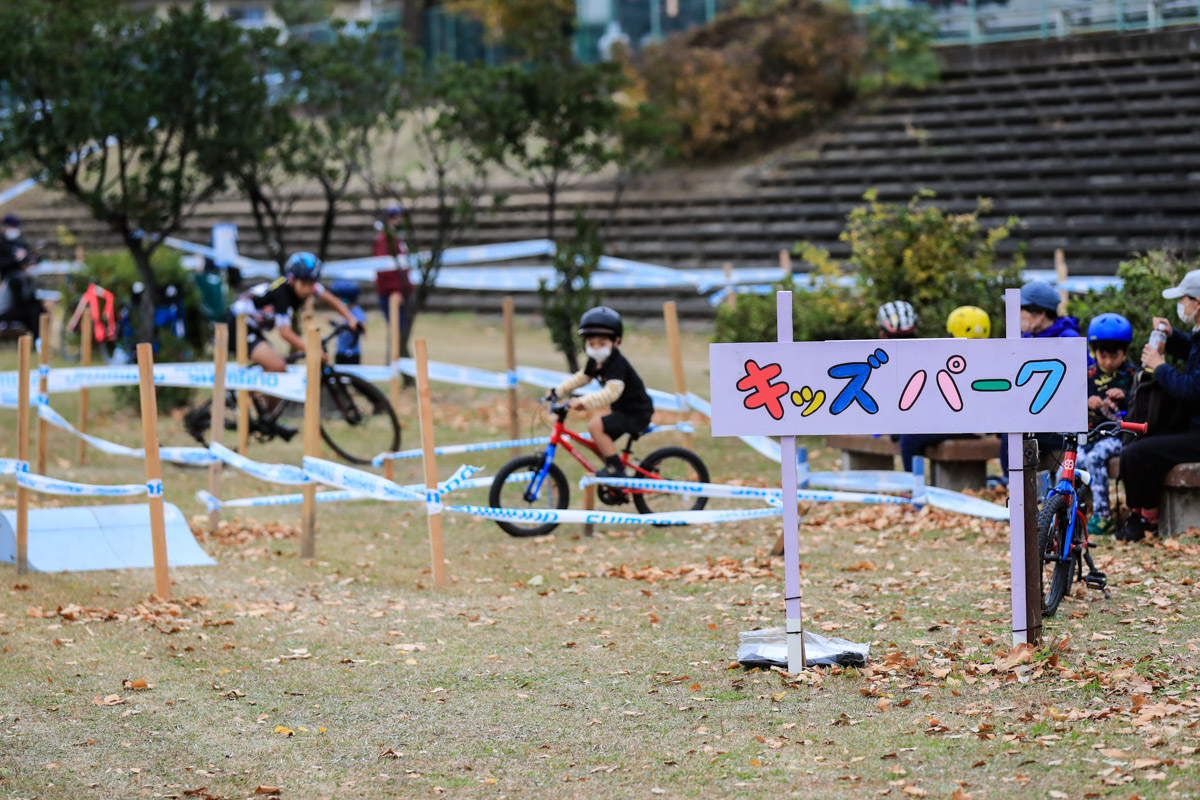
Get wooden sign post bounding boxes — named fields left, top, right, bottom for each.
left=15, top=334, right=31, bottom=575
left=37, top=314, right=50, bottom=476
left=236, top=315, right=250, bottom=455
left=662, top=301, right=694, bottom=449
left=301, top=324, right=321, bottom=560
left=208, top=324, right=228, bottom=534
left=136, top=343, right=171, bottom=600
left=722, top=263, right=736, bottom=309
left=415, top=339, right=446, bottom=589
left=385, top=293, right=402, bottom=482
left=77, top=309, right=92, bottom=465
left=503, top=296, right=520, bottom=456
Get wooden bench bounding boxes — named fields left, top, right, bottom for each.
left=1160, top=463, right=1200, bottom=538
left=827, top=434, right=1001, bottom=493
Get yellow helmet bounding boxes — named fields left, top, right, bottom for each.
left=947, top=306, right=991, bottom=339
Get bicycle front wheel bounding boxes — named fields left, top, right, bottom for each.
left=631, top=446, right=710, bottom=516
left=488, top=454, right=569, bottom=537
left=1038, top=493, right=1075, bottom=617
left=319, top=372, right=401, bottom=465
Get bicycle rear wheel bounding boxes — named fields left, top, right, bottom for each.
left=1038, top=493, right=1075, bottom=617
left=319, top=372, right=401, bottom=465
left=631, top=446, right=710, bottom=516
left=488, top=454, right=569, bottom=537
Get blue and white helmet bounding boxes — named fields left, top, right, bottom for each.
left=284, top=252, right=322, bottom=281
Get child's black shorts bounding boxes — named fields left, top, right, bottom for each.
left=601, top=410, right=652, bottom=440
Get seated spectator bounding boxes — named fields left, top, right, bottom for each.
left=899, top=306, right=990, bottom=472
left=330, top=280, right=367, bottom=365
left=1118, top=270, right=1200, bottom=541
left=0, top=213, right=30, bottom=278
left=1079, top=313, right=1138, bottom=536
left=0, top=250, right=45, bottom=336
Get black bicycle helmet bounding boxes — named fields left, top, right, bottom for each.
left=578, top=306, right=623, bottom=338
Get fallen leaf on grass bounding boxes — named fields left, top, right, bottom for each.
left=122, top=679, right=152, bottom=690
left=93, top=694, right=125, bottom=706
left=254, top=787, right=281, bottom=796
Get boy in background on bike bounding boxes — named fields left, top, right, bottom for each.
left=329, top=280, right=368, bottom=365
left=223, top=252, right=364, bottom=437
left=546, top=306, right=654, bottom=478
left=1079, top=313, right=1138, bottom=537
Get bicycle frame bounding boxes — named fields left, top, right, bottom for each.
left=524, top=406, right=658, bottom=503
left=1046, top=420, right=1148, bottom=563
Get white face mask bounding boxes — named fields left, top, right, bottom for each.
left=3, top=228, right=17, bottom=240
left=585, top=344, right=611, bottom=362
left=1179, top=300, right=1194, bottom=325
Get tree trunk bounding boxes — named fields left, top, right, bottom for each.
left=546, top=181, right=558, bottom=243
left=128, top=243, right=160, bottom=343
left=317, top=180, right=338, bottom=263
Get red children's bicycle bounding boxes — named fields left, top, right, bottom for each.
left=487, top=401, right=710, bottom=537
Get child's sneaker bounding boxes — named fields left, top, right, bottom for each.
left=595, top=464, right=626, bottom=479
left=1088, top=516, right=1113, bottom=538
left=1115, top=514, right=1154, bottom=543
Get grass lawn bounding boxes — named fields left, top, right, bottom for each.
left=1, top=309, right=1199, bottom=800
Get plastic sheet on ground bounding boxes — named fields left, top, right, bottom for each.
left=737, top=627, right=870, bottom=669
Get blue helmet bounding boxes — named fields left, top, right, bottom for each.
left=285, top=252, right=322, bottom=281
left=1020, top=281, right=1061, bottom=314
left=330, top=279, right=359, bottom=303
left=1087, top=312, right=1133, bottom=346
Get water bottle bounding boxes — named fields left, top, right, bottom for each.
left=1149, top=326, right=1168, bottom=354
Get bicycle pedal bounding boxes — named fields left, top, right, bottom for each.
left=598, top=486, right=628, bottom=506
left=1083, top=571, right=1108, bottom=591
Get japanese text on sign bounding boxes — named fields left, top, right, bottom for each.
left=709, top=338, right=1087, bottom=437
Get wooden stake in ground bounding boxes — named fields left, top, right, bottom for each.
left=77, top=309, right=92, bottom=465
left=503, top=296, right=520, bottom=456
left=662, top=301, right=694, bottom=449
left=208, top=323, right=228, bottom=535
left=36, top=313, right=49, bottom=476
left=1055, top=248, right=1069, bottom=315
left=415, top=339, right=446, bottom=589
left=15, top=334, right=31, bottom=575
left=301, top=324, right=321, bottom=560
left=779, top=249, right=792, bottom=279
left=136, top=343, right=171, bottom=601
left=236, top=315, right=250, bottom=455
left=385, top=293, right=402, bottom=482
left=582, top=484, right=596, bottom=538
left=775, top=291, right=806, bottom=672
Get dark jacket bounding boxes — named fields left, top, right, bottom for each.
left=1154, top=327, right=1200, bottom=429
left=1023, top=316, right=1082, bottom=339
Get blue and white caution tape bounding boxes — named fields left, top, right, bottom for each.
left=443, top=504, right=782, bottom=527
left=0, top=458, right=29, bottom=476
left=301, top=456, right=426, bottom=502
left=925, top=487, right=1007, bottom=521
left=805, top=471, right=917, bottom=493
left=581, top=475, right=910, bottom=507
left=209, top=442, right=312, bottom=485
left=36, top=402, right=214, bottom=466
left=195, top=471, right=531, bottom=513
left=195, top=488, right=372, bottom=512
left=0, top=363, right=305, bottom=403
left=369, top=422, right=695, bottom=467
left=394, top=358, right=512, bottom=391
left=16, top=471, right=153, bottom=497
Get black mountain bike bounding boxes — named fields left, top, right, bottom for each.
left=184, top=322, right=400, bottom=465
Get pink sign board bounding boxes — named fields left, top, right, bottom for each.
left=709, top=338, right=1088, bottom=437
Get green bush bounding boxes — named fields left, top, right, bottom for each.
left=1071, top=250, right=1200, bottom=352
left=800, top=190, right=1025, bottom=338
left=63, top=249, right=209, bottom=410
left=714, top=275, right=861, bottom=343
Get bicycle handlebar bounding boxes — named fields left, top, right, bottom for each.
left=1089, top=419, right=1148, bottom=437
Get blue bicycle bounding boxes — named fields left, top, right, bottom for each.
left=1038, top=419, right=1147, bottom=616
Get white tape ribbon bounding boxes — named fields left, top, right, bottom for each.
left=209, top=442, right=312, bottom=485
left=301, top=456, right=425, bottom=502
left=0, top=458, right=29, bottom=476
left=444, top=503, right=782, bottom=527
left=146, top=479, right=164, bottom=497
left=17, top=471, right=150, bottom=497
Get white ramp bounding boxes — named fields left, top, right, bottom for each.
left=0, top=502, right=216, bottom=572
